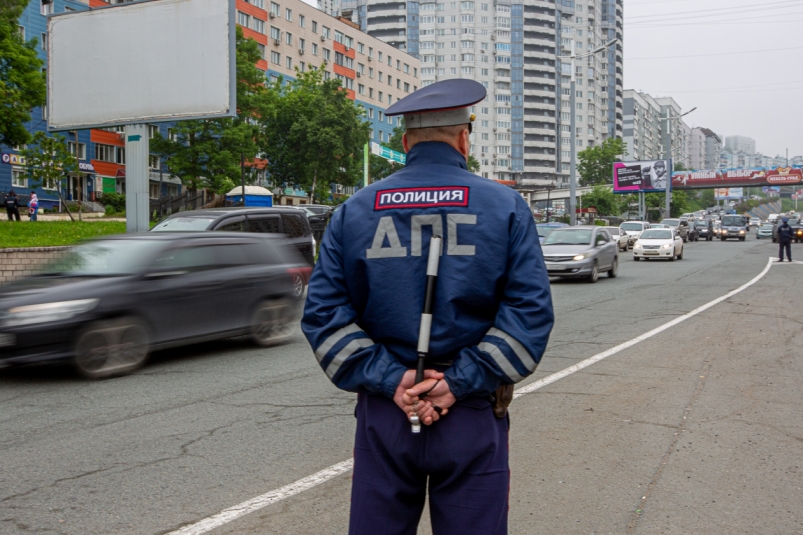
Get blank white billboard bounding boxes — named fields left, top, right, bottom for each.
left=47, top=0, right=235, bottom=130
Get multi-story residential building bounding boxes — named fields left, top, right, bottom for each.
left=724, top=135, right=756, bottom=156
left=0, top=0, right=181, bottom=210
left=679, top=121, right=692, bottom=169
left=247, top=0, right=420, bottom=145
left=340, top=0, right=624, bottom=187
left=622, top=90, right=662, bottom=161
left=690, top=128, right=721, bottom=170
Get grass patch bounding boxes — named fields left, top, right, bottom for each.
left=0, top=221, right=127, bottom=248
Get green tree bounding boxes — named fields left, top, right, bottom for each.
left=0, top=0, right=46, bottom=147
left=258, top=64, right=370, bottom=202
left=468, top=154, right=480, bottom=173
left=577, top=137, right=627, bottom=187
left=699, top=188, right=715, bottom=207
left=674, top=162, right=688, bottom=172
left=20, top=132, right=77, bottom=218
left=150, top=27, right=264, bottom=193
left=579, top=185, right=620, bottom=216
left=645, top=190, right=689, bottom=219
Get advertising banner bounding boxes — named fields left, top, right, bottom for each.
left=672, top=166, right=803, bottom=189
left=715, top=188, right=744, bottom=200
left=613, top=159, right=670, bottom=193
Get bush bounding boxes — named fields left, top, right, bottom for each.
left=98, top=192, right=126, bottom=213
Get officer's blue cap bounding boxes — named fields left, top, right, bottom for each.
left=385, top=79, right=486, bottom=130
left=782, top=217, right=789, bottom=222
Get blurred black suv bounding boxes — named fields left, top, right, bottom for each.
left=0, top=233, right=308, bottom=378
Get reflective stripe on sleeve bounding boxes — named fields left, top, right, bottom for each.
left=486, top=327, right=537, bottom=373
left=325, top=338, right=375, bottom=379
left=314, top=324, right=363, bottom=363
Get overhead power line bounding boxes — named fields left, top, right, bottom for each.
left=626, top=45, right=803, bottom=60
left=626, top=0, right=803, bottom=21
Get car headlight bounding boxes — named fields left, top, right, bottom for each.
left=3, top=299, right=99, bottom=327
left=572, top=253, right=593, bottom=261
left=661, top=243, right=672, bottom=249
left=739, top=230, right=745, bottom=234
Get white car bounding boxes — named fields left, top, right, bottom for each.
left=619, top=221, right=650, bottom=248
left=749, top=217, right=761, bottom=227
left=633, top=228, right=684, bottom=261
left=603, top=226, right=629, bottom=252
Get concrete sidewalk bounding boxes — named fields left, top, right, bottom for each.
left=509, top=260, right=803, bottom=534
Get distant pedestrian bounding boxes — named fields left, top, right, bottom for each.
left=4, top=190, right=21, bottom=221
left=777, top=217, right=793, bottom=262
left=29, top=191, right=39, bottom=221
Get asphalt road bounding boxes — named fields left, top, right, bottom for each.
left=1, top=236, right=801, bottom=535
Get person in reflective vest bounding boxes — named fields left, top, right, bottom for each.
left=777, top=217, right=793, bottom=262
left=302, top=78, right=555, bottom=535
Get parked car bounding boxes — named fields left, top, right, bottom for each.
left=619, top=221, right=651, bottom=248
left=603, top=226, right=629, bottom=252
left=661, top=218, right=693, bottom=242
left=536, top=222, right=568, bottom=244
left=772, top=216, right=803, bottom=243
left=756, top=223, right=774, bottom=239
left=633, top=228, right=684, bottom=261
left=0, top=234, right=309, bottom=378
left=541, top=226, right=619, bottom=283
left=151, top=207, right=315, bottom=295
left=749, top=217, right=761, bottom=228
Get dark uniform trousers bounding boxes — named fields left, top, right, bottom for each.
left=779, top=240, right=792, bottom=261
left=350, top=392, right=510, bottom=535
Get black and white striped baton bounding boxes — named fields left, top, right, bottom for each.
left=411, top=235, right=442, bottom=434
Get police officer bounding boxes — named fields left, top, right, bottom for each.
left=4, top=190, right=21, bottom=221
left=302, top=79, right=554, bottom=535
left=777, top=216, right=793, bottom=262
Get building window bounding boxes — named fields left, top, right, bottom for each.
left=271, top=26, right=280, bottom=40
left=299, top=38, right=305, bottom=51
left=40, top=0, right=52, bottom=15
left=271, top=51, right=280, bottom=64
left=252, top=18, right=265, bottom=34
left=286, top=32, right=292, bottom=45
left=335, top=30, right=344, bottom=43
left=148, top=125, right=159, bottom=138
left=378, top=51, right=383, bottom=62
left=322, top=26, right=330, bottom=39
left=95, top=144, right=116, bottom=163
left=323, top=48, right=330, bottom=61
left=368, top=47, right=373, bottom=58
left=286, top=56, right=292, bottom=69
left=404, top=82, right=409, bottom=92
left=40, top=32, right=47, bottom=51
left=369, top=87, right=373, bottom=98
left=358, top=42, right=364, bottom=54
left=269, top=2, right=280, bottom=16
left=257, top=43, right=266, bottom=59
left=67, top=141, right=87, bottom=160
left=368, top=108, right=374, bottom=119
left=357, top=63, right=364, bottom=74
left=312, top=20, right=318, bottom=33
left=149, top=155, right=160, bottom=170
left=245, top=0, right=265, bottom=7
left=299, top=61, right=305, bottom=72
left=299, top=14, right=304, bottom=27
left=11, top=169, right=26, bottom=188
left=358, top=84, right=365, bottom=95
left=378, top=71, right=383, bottom=82
left=312, top=43, right=318, bottom=55
left=285, top=8, right=291, bottom=21
left=237, top=11, right=250, bottom=27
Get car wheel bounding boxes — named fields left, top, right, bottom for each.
left=74, top=318, right=150, bottom=379
left=291, top=273, right=305, bottom=298
left=251, top=299, right=297, bottom=347
left=721, top=237, right=726, bottom=241
left=633, top=256, right=640, bottom=261
left=608, top=257, right=618, bottom=278
left=587, top=262, right=599, bottom=283
left=678, top=247, right=683, bottom=260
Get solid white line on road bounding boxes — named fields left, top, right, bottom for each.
left=166, top=256, right=774, bottom=535
left=167, top=460, right=354, bottom=535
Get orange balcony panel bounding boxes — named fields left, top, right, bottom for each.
left=236, top=0, right=267, bottom=19
left=88, top=0, right=108, bottom=6
left=90, top=129, right=124, bottom=147
left=256, top=58, right=268, bottom=71
left=333, top=63, right=355, bottom=78
left=240, top=26, right=268, bottom=45
left=345, top=89, right=355, bottom=100
left=91, top=161, right=124, bottom=177
left=333, top=41, right=356, bottom=58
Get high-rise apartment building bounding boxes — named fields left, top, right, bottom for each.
left=724, top=135, right=756, bottom=156
left=622, top=90, right=661, bottom=161
left=339, top=0, right=623, bottom=187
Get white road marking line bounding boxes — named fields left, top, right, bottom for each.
left=167, top=256, right=774, bottom=535
left=167, top=460, right=354, bottom=535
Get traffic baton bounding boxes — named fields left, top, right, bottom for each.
left=411, top=235, right=442, bottom=433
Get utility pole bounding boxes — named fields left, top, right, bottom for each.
left=560, top=38, right=618, bottom=227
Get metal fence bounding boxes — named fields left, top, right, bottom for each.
left=149, top=190, right=209, bottom=221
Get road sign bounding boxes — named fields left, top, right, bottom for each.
left=371, top=142, right=406, bottom=165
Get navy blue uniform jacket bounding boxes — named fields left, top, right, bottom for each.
left=302, top=142, right=554, bottom=400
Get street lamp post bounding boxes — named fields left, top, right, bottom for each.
left=662, top=106, right=696, bottom=218
left=560, top=38, right=618, bottom=226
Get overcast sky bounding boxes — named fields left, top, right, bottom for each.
left=624, top=0, right=803, bottom=158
